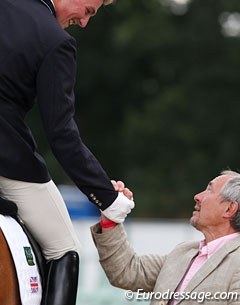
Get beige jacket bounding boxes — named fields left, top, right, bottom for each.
left=91, top=223, right=240, bottom=305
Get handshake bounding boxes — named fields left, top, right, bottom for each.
left=101, top=180, right=135, bottom=224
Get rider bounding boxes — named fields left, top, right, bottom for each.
left=0, top=0, right=134, bottom=304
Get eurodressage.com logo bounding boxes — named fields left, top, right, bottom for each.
left=125, top=289, right=240, bottom=303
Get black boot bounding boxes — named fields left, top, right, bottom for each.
left=42, top=251, right=79, bottom=305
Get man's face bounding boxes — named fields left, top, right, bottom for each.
left=190, top=175, right=231, bottom=233
left=54, top=0, right=104, bottom=29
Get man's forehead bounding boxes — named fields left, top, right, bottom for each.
left=208, top=175, right=230, bottom=188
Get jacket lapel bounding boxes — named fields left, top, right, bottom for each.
left=167, top=248, right=199, bottom=293
left=151, top=246, right=199, bottom=305
left=154, top=246, right=199, bottom=297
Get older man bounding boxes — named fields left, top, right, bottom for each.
left=0, top=0, right=134, bottom=304
left=91, top=170, right=240, bottom=305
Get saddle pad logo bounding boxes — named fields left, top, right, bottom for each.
left=24, top=247, right=35, bottom=266
left=30, top=276, right=39, bottom=293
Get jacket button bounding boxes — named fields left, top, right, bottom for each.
left=90, top=193, right=94, bottom=198
left=98, top=202, right=102, bottom=207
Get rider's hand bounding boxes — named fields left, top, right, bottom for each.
left=101, top=180, right=135, bottom=223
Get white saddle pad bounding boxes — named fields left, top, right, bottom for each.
left=0, top=215, right=42, bottom=305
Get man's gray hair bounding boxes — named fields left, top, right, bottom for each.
left=220, top=170, right=240, bottom=231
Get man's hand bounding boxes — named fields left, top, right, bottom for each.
left=111, top=180, right=133, bottom=200
left=101, top=180, right=135, bottom=223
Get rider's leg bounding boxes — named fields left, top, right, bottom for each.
left=0, top=177, right=81, bottom=305
left=0, top=177, right=80, bottom=260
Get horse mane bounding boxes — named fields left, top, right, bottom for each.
left=0, top=197, right=18, bottom=218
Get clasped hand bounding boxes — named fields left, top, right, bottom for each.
left=101, top=180, right=134, bottom=223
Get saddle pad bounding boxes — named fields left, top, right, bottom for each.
left=0, top=215, right=42, bottom=305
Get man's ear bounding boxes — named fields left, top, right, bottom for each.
left=224, top=201, right=239, bottom=219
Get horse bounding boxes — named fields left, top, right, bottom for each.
left=0, top=227, right=21, bottom=305
left=0, top=196, right=79, bottom=305
left=0, top=197, right=45, bottom=305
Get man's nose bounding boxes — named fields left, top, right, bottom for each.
left=194, top=191, right=203, bottom=203
left=79, top=16, right=91, bottom=28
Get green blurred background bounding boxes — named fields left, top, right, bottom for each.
left=27, top=0, right=240, bottom=219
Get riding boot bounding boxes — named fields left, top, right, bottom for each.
left=42, top=251, right=79, bottom=305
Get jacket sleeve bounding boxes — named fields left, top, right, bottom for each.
left=91, top=223, right=166, bottom=292
left=36, top=36, right=117, bottom=209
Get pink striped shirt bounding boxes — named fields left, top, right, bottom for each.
left=169, top=232, right=240, bottom=305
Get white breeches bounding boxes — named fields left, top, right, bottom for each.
left=0, top=177, right=81, bottom=261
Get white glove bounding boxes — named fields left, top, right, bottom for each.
left=101, top=192, right=135, bottom=223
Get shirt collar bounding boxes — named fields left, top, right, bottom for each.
left=40, top=0, right=56, bottom=17
left=198, top=232, right=240, bottom=259
left=50, top=0, right=55, bottom=9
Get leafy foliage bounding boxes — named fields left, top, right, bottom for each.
left=27, top=0, right=240, bottom=218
